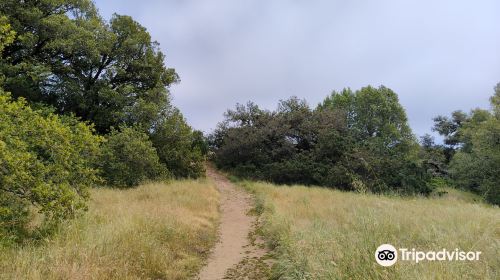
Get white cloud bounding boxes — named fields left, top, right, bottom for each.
left=95, top=0, right=500, bottom=136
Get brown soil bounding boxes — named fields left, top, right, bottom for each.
left=197, top=167, right=270, bottom=280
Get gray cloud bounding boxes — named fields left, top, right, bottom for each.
left=95, top=0, right=500, bottom=138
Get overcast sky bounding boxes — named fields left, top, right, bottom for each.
left=94, top=0, right=500, bottom=138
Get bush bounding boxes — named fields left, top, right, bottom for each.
left=100, top=126, right=169, bottom=187
left=0, top=93, right=102, bottom=242
left=150, top=109, right=205, bottom=178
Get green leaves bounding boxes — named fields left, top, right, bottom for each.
left=1, top=1, right=179, bottom=133
left=0, top=16, right=15, bottom=56
left=0, top=1, right=205, bottom=243
left=151, top=109, right=206, bottom=179
left=212, top=86, right=429, bottom=195
left=0, top=92, right=102, bottom=241
left=449, top=109, right=500, bottom=204
left=99, top=126, right=169, bottom=188
left=324, top=85, right=413, bottom=143
left=433, top=84, right=500, bottom=205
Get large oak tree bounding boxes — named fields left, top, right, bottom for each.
left=1, top=0, right=178, bottom=133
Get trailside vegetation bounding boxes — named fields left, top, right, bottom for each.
left=0, top=0, right=206, bottom=242
left=432, top=85, right=500, bottom=205
left=242, top=181, right=499, bottom=279
left=0, top=0, right=177, bottom=134
left=210, top=86, right=431, bottom=195
left=0, top=181, right=220, bottom=279
left=0, top=0, right=205, bottom=179
left=99, top=126, right=169, bottom=188
left=0, top=93, right=102, bottom=243
left=212, top=83, right=500, bottom=204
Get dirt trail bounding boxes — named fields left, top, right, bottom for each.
left=197, top=167, right=268, bottom=280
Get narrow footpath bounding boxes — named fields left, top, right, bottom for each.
left=198, top=167, right=269, bottom=280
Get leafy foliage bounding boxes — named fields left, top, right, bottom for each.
left=433, top=84, right=500, bottom=204
left=0, top=92, right=102, bottom=242
left=320, top=86, right=427, bottom=193
left=1, top=0, right=205, bottom=184
left=1, top=0, right=178, bottom=133
left=0, top=1, right=206, bottom=244
left=211, top=86, right=430, bottom=194
left=0, top=16, right=15, bottom=57
left=99, top=126, right=168, bottom=188
left=418, top=134, right=448, bottom=178
left=151, top=109, right=205, bottom=178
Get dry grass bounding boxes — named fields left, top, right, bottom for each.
left=0, top=179, right=219, bottom=280
left=242, top=182, right=500, bottom=280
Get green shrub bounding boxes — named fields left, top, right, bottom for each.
left=99, top=126, right=169, bottom=187
left=0, top=192, right=29, bottom=244
left=0, top=93, right=102, bottom=242
left=150, top=109, right=205, bottom=178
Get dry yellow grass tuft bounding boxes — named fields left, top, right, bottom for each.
left=0, top=179, right=219, bottom=280
left=243, top=182, right=500, bottom=280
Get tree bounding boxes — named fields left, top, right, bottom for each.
left=432, top=111, right=468, bottom=147
left=1, top=1, right=206, bottom=182
left=445, top=85, right=500, bottom=204
left=492, top=83, right=500, bottom=118
left=0, top=0, right=97, bottom=102
left=418, top=134, right=448, bottom=177
left=320, top=86, right=427, bottom=194
left=420, top=134, right=435, bottom=149
left=212, top=86, right=430, bottom=195
left=1, top=1, right=179, bottom=133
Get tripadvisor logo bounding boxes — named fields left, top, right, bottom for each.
left=375, top=244, right=482, bottom=267
left=375, top=244, right=397, bottom=266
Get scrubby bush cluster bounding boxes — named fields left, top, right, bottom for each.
left=211, top=86, right=431, bottom=194
left=99, top=127, right=168, bottom=188
left=0, top=1, right=206, bottom=242
left=0, top=93, right=102, bottom=242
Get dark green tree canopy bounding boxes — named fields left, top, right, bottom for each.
left=211, top=86, right=429, bottom=194
left=439, top=84, right=500, bottom=205
left=1, top=0, right=178, bottom=133
left=432, top=110, right=469, bottom=149
left=0, top=0, right=206, bottom=243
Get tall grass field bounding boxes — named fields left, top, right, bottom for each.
left=242, top=182, right=499, bottom=279
left=0, top=180, right=219, bottom=280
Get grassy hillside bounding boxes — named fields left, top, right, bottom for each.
left=0, top=180, right=219, bottom=280
left=242, top=182, right=499, bottom=280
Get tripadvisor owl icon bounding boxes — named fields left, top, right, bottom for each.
left=375, top=244, right=398, bottom=266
